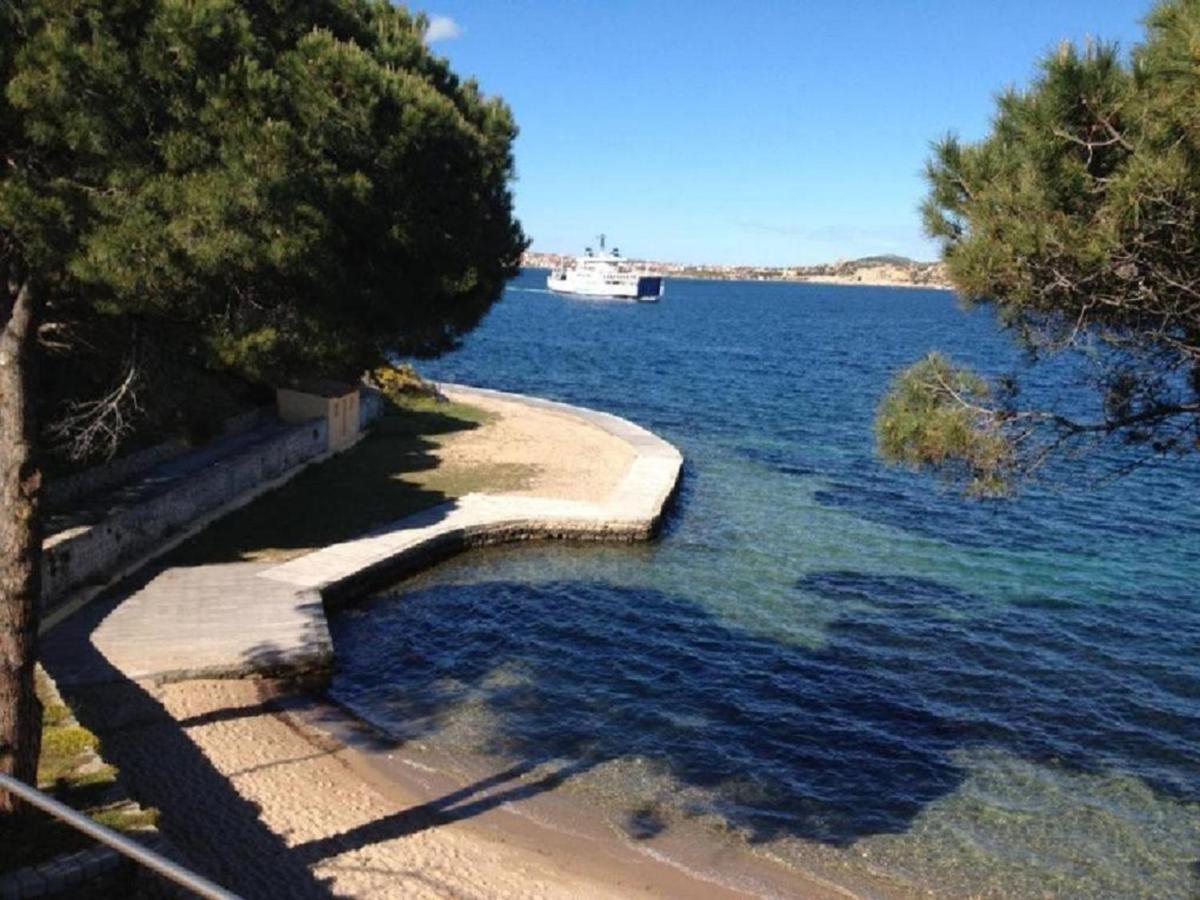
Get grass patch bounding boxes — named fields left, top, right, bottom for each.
left=171, top=396, right=534, bottom=565
left=1, top=672, right=157, bottom=873
left=37, top=725, right=100, bottom=781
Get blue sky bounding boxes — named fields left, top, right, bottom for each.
left=423, top=2, right=1149, bottom=266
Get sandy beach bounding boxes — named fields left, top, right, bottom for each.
left=125, top=674, right=855, bottom=899
left=436, top=385, right=637, bottom=503
left=62, top=390, right=848, bottom=898
left=141, top=678, right=766, bottom=899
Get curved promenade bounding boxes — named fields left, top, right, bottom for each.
left=53, top=385, right=682, bottom=686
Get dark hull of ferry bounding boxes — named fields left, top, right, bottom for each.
left=635, top=276, right=663, bottom=301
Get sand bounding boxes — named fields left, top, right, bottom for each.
left=147, top=678, right=730, bottom=899
left=438, top=386, right=638, bottom=503
left=86, top=393, right=848, bottom=898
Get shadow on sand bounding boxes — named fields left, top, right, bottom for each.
left=40, top=618, right=338, bottom=896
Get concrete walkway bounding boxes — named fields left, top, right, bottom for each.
left=44, top=563, right=331, bottom=687
left=261, top=385, right=682, bottom=593
left=43, top=385, right=682, bottom=688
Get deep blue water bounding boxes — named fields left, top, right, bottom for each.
left=331, top=272, right=1200, bottom=897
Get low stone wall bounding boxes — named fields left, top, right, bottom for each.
left=217, top=405, right=273, bottom=437
left=42, top=407, right=276, bottom=511
left=41, top=419, right=330, bottom=618
left=43, top=439, right=188, bottom=510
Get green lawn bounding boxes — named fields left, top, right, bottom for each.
left=171, top=397, right=535, bottom=565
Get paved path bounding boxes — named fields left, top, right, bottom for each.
left=44, top=385, right=682, bottom=688
left=261, top=385, right=681, bottom=594
left=34, top=387, right=695, bottom=899
left=43, top=563, right=331, bottom=687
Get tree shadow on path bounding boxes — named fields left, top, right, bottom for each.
left=40, top=572, right=342, bottom=899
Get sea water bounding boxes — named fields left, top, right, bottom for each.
left=330, top=271, right=1200, bottom=897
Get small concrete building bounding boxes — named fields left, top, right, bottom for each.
left=276, top=379, right=361, bottom=452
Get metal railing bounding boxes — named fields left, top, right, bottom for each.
left=0, top=772, right=242, bottom=899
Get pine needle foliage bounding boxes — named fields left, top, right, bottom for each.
left=2, top=0, right=527, bottom=386
left=0, top=0, right=527, bottom=810
left=877, top=353, right=1015, bottom=496
left=879, top=0, right=1200, bottom=492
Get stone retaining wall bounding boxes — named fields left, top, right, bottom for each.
left=41, top=420, right=330, bottom=618
left=43, top=407, right=274, bottom=511
left=41, top=389, right=389, bottom=623
left=42, top=440, right=188, bottom=510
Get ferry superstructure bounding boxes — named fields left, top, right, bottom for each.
left=546, top=236, right=663, bottom=301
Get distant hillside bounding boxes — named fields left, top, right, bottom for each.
left=851, top=254, right=918, bottom=266
left=792, top=257, right=949, bottom=289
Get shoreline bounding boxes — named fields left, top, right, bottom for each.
left=45, top=384, right=858, bottom=897
left=661, top=273, right=952, bottom=291
left=40, top=384, right=906, bottom=896
left=787, top=276, right=952, bottom=291
left=268, top=386, right=830, bottom=895
left=282, top=684, right=856, bottom=899
left=519, top=264, right=954, bottom=292
left=269, top=387, right=898, bottom=897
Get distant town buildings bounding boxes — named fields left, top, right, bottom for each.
left=521, top=251, right=951, bottom=290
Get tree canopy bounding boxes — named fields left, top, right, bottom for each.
left=877, top=0, right=1200, bottom=493
left=2, top=0, right=525, bottom=454
left=0, top=0, right=524, bottom=812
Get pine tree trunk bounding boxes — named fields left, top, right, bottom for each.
left=0, top=278, right=42, bottom=815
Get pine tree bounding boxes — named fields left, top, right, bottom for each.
left=878, top=0, right=1200, bottom=494
left=0, top=0, right=525, bottom=811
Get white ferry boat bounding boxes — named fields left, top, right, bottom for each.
left=546, top=236, right=663, bottom=301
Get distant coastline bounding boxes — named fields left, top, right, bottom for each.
left=523, top=251, right=953, bottom=291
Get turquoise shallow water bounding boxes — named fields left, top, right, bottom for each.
left=331, top=272, right=1200, bottom=897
